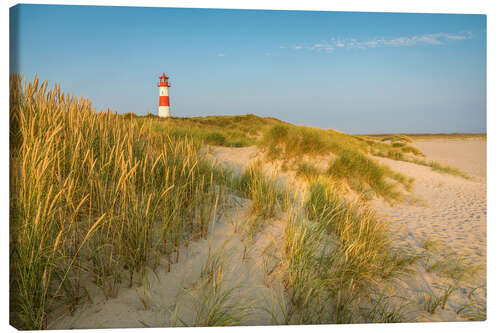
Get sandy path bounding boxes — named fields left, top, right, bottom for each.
left=207, top=146, right=309, bottom=194
left=49, top=145, right=291, bottom=329
left=49, top=198, right=286, bottom=329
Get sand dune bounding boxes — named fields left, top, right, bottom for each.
left=209, top=138, right=487, bottom=322
left=49, top=198, right=287, bottom=329
left=49, top=138, right=486, bottom=328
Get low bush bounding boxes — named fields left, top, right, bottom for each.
left=326, top=149, right=398, bottom=200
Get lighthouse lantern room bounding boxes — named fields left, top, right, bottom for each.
left=158, top=73, right=171, bottom=117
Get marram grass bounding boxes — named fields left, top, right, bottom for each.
left=9, top=74, right=229, bottom=329
left=269, top=181, right=418, bottom=324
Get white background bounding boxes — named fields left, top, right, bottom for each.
left=2, top=1, right=498, bottom=332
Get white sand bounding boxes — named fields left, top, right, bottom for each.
left=371, top=138, right=486, bottom=321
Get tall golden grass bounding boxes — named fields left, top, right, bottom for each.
left=9, top=74, right=228, bottom=329
left=270, top=181, right=417, bottom=324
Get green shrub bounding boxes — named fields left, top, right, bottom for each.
left=392, top=142, right=405, bottom=148
left=296, top=162, right=320, bottom=180
left=266, top=125, right=289, bottom=143
left=262, top=125, right=327, bottom=160
left=380, top=135, right=413, bottom=143
left=205, top=132, right=227, bottom=145
left=234, top=163, right=285, bottom=219
left=326, top=149, right=398, bottom=199
left=273, top=182, right=416, bottom=324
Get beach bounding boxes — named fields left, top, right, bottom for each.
left=48, top=137, right=486, bottom=328
left=371, top=137, right=486, bottom=321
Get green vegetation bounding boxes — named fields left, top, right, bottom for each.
left=327, top=149, right=401, bottom=200
left=428, top=161, right=471, bottom=179
left=128, top=112, right=471, bottom=183
left=188, top=274, right=250, bottom=326
left=234, top=162, right=287, bottom=219
left=380, top=134, right=414, bottom=143
left=261, top=124, right=333, bottom=159
left=271, top=181, right=417, bottom=324
left=426, top=254, right=481, bottom=282
left=260, top=124, right=416, bottom=200
left=421, top=285, right=457, bottom=315
left=373, top=149, right=470, bottom=179
left=418, top=241, right=485, bottom=318
left=296, top=162, right=321, bottom=180
left=144, top=113, right=283, bottom=147
left=126, top=108, right=470, bottom=195
left=457, top=299, right=486, bottom=321
left=173, top=243, right=252, bottom=327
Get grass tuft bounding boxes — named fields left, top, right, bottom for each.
left=269, top=182, right=417, bottom=324
left=296, top=162, right=320, bottom=180
left=234, top=162, right=286, bottom=219
left=326, top=149, right=400, bottom=200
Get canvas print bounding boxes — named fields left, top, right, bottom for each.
left=9, top=3, right=486, bottom=330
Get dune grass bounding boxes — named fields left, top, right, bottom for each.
left=457, top=299, right=486, bottom=321
left=428, top=161, right=471, bottom=179
left=130, top=112, right=471, bottom=184
left=380, top=134, right=414, bottom=143
left=229, top=162, right=292, bottom=239
left=271, top=181, right=417, bottom=324
left=426, top=254, right=481, bottom=283
left=418, top=241, right=485, bottom=318
left=126, top=113, right=455, bottom=199
left=171, top=242, right=252, bottom=327
left=367, top=134, right=474, bottom=179
left=233, top=162, right=288, bottom=219
left=261, top=124, right=334, bottom=159
left=260, top=125, right=415, bottom=200
left=9, top=74, right=232, bottom=329
left=373, top=149, right=470, bottom=179
left=326, top=149, right=400, bottom=200
left=134, top=113, right=284, bottom=148
left=296, top=162, right=321, bottom=180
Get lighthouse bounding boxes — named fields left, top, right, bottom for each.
left=158, top=73, right=171, bottom=117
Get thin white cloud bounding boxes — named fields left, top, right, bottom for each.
left=282, top=31, right=472, bottom=52
left=217, top=53, right=225, bottom=57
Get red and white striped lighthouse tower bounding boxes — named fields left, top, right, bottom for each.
left=158, top=73, right=171, bottom=117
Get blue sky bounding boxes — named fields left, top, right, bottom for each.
left=10, top=4, right=486, bottom=133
